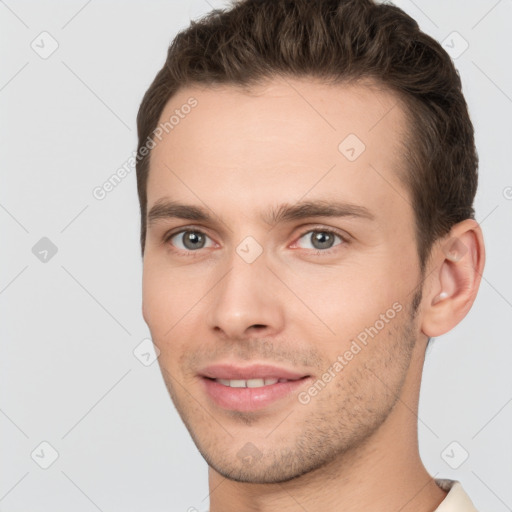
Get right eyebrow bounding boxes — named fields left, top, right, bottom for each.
left=147, top=199, right=211, bottom=226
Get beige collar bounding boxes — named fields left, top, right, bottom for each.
left=433, top=479, right=479, bottom=512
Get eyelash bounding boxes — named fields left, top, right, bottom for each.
left=163, top=226, right=350, bottom=257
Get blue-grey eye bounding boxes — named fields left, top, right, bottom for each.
left=297, top=230, right=342, bottom=250
left=170, top=230, right=213, bottom=250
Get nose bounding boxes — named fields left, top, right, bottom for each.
left=206, top=248, right=285, bottom=341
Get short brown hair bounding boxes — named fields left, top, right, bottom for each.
left=135, top=0, right=478, bottom=273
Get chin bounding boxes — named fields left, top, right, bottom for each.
left=200, top=442, right=336, bottom=484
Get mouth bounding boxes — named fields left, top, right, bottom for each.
left=198, top=363, right=312, bottom=412
left=208, top=377, right=301, bottom=388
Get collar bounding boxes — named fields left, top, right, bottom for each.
left=433, top=479, right=479, bottom=511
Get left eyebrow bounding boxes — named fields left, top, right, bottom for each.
left=263, top=200, right=376, bottom=225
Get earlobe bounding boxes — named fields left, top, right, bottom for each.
left=421, top=219, right=485, bottom=338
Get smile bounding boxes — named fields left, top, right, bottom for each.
left=213, top=377, right=298, bottom=388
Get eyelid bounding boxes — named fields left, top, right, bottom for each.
left=164, top=223, right=214, bottom=238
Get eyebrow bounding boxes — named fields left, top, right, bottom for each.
left=147, top=198, right=375, bottom=227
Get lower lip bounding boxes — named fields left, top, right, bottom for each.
left=201, top=377, right=310, bottom=412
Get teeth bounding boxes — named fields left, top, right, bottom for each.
left=215, top=378, right=282, bottom=388
left=247, top=378, right=265, bottom=388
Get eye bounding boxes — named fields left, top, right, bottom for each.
left=167, top=230, right=215, bottom=251
left=295, top=229, right=345, bottom=251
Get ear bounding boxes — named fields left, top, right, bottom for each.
left=421, top=219, right=485, bottom=338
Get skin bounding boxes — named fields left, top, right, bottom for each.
left=141, top=77, right=485, bottom=512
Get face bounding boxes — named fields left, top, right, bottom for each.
left=142, top=78, right=426, bottom=483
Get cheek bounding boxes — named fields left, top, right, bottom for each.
left=142, top=260, right=181, bottom=330
left=282, top=258, right=412, bottom=357
left=142, top=257, right=211, bottom=339
left=142, top=268, right=190, bottom=374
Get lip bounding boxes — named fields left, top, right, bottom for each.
left=199, top=363, right=308, bottom=381
left=198, top=363, right=311, bottom=412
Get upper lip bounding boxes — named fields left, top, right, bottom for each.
left=199, top=363, right=309, bottom=381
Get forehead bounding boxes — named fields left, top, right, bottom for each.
left=147, top=77, right=411, bottom=222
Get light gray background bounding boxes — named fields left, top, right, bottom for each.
left=1, top=0, right=511, bottom=510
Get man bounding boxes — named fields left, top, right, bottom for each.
left=136, top=0, right=485, bottom=510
